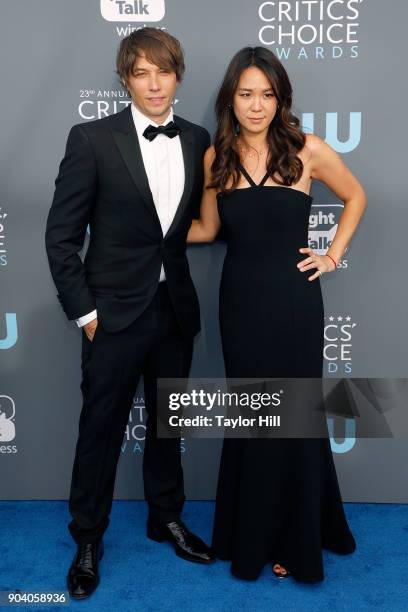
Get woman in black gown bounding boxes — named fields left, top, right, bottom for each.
left=187, top=47, right=366, bottom=582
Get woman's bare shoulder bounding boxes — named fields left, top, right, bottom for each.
left=304, top=133, right=327, bottom=156
left=299, top=133, right=326, bottom=167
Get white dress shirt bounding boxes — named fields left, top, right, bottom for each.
left=76, top=102, right=185, bottom=327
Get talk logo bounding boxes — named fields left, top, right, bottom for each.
left=100, top=0, right=165, bottom=21
left=0, top=396, right=15, bottom=442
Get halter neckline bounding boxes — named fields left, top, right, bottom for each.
left=238, top=162, right=271, bottom=188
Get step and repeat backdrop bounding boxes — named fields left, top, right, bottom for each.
left=1, top=0, right=407, bottom=501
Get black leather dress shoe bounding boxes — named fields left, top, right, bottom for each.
left=147, top=519, right=215, bottom=564
left=67, top=540, right=104, bottom=600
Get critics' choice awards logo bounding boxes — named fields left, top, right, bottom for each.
left=324, top=311, right=357, bottom=452
left=258, top=0, right=364, bottom=59
left=122, top=396, right=146, bottom=454
left=79, top=89, right=131, bottom=120
left=324, top=314, right=357, bottom=375
left=0, top=396, right=17, bottom=454
left=309, top=204, right=348, bottom=269
left=77, top=89, right=179, bottom=120
left=0, top=206, right=7, bottom=267
left=121, top=396, right=186, bottom=454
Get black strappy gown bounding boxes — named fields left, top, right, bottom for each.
left=211, top=163, right=356, bottom=582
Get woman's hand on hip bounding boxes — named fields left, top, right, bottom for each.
left=297, top=247, right=336, bottom=281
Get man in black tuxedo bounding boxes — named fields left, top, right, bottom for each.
left=45, top=28, right=214, bottom=599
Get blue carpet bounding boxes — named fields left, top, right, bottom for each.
left=0, top=501, right=406, bottom=611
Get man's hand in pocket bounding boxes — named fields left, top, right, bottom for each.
left=84, top=318, right=98, bottom=342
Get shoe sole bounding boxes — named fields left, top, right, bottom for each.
left=67, top=575, right=100, bottom=600
left=147, top=527, right=215, bottom=564
left=273, top=573, right=291, bottom=579
left=175, top=546, right=216, bottom=564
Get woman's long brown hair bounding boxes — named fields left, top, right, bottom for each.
left=207, top=46, right=307, bottom=194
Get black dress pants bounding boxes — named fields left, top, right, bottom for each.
left=68, top=282, right=193, bottom=544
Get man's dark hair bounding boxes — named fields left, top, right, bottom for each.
left=116, top=28, right=185, bottom=85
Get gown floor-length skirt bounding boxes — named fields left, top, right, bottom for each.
left=211, top=171, right=356, bottom=583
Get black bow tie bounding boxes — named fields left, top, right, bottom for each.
left=143, top=121, right=181, bottom=141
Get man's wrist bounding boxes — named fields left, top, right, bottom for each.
left=76, top=310, right=98, bottom=328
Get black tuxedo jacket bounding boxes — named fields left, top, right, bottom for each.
left=45, top=105, right=210, bottom=337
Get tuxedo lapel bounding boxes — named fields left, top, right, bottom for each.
left=111, top=105, right=162, bottom=229
left=110, top=106, right=195, bottom=238
left=166, top=121, right=195, bottom=238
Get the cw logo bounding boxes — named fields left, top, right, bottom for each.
left=327, top=417, right=356, bottom=453
left=302, top=112, right=361, bottom=152
left=0, top=313, right=18, bottom=349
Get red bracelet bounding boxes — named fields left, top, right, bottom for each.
left=325, top=254, right=337, bottom=269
